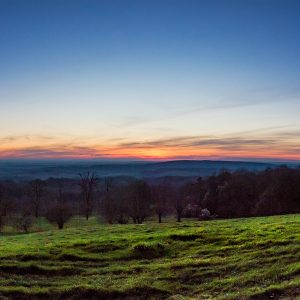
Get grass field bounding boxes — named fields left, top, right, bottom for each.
left=0, top=215, right=300, bottom=299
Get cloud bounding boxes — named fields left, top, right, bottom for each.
left=119, top=136, right=278, bottom=149
left=0, top=146, right=110, bottom=159
left=0, top=135, right=56, bottom=144
left=112, top=130, right=300, bottom=160
left=115, top=87, right=300, bottom=129
left=1, top=127, right=300, bottom=160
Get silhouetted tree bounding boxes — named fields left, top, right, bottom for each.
left=79, top=172, right=98, bottom=220
left=217, top=171, right=258, bottom=217
left=173, top=186, right=187, bottom=222
left=193, top=176, right=207, bottom=206
left=112, top=185, right=130, bottom=224
left=0, top=184, right=3, bottom=232
left=46, top=182, right=73, bottom=229
left=151, top=183, right=171, bottom=223
left=28, top=179, right=45, bottom=218
left=46, top=204, right=72, bottom=229
left=254, top=186, right=280, bottom=216
left=202, top=175, right=219, bottom=214
left=128, top=180, right=152, bottom=224
left=0, top=181, right=18, bottom=229
left=102, top=178, right=114, bottom=223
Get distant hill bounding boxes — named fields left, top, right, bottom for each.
left=0, top=159, right=281, bottom=180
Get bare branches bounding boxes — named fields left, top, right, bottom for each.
left=78, top=172, right=98, bottom=220
left=28, top=179, right=45, bottom=218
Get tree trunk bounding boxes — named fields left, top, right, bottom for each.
left=158, top=214, right=162, bottom=223
left=177, top=214, right=181, bottom=222
left=35, top=206, right=39, bottom=218
left=85, top=207, right=89, bottom=220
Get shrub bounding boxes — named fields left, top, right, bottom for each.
left=14, top=213, right=34, bottom=233
left=46, top=204, right=72, bottom=229
left=199, top=208, right=211, bottom=220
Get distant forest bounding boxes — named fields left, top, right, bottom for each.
left=0, top=166, right=300, bottom=231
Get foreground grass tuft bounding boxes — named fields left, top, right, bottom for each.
left=131, top=242, right=167, bottom=259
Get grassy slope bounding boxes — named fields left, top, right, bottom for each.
left=0, top=215, right=300, bottom=299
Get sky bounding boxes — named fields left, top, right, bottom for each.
left=0, top=0, right=300, bottom=161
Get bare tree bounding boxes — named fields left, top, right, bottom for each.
left=46, top=204, right=72, bottom=229
left=0, top=184, right=3, bottom=232
left=151, top=183, right=170, bottom=223
left=79, top=172, right=98, bottom=220
left=28, top=179, right=45, bottom=218
left=114, top=186, right=130, bottom=224
left=102, top=178, right=114, bottom=223
left=0, top=182, right=14, bottom=230
left=100, top=182, right=130, bottom=224
left=128, top=180, right=152, bottom=224
left=46, top=182, right=73, bottom=229
left=173, top=186, right=186, bottom=222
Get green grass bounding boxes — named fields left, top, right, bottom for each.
left=0, top=215, right=300, bottom=299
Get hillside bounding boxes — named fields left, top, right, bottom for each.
left=0, top=160, right=275, bottom=180
left=0, top=215, right=299, bottom=299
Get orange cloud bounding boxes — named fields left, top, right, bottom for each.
left=1, top=133, right=300, bottom=161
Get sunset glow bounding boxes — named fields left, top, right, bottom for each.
left=1, top=132, right=300, bottom=161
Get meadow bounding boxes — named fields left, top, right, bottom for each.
left=0, top=215, right=300, bottom=299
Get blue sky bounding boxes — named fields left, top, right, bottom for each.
left=0, top=0, right=300, bottom=160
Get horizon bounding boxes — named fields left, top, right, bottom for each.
left=0, top=157, right=299, bottom=165
left=1, top=0, right=300, bottom=161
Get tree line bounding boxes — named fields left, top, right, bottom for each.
left=0, top=166, right=300, bottom=232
